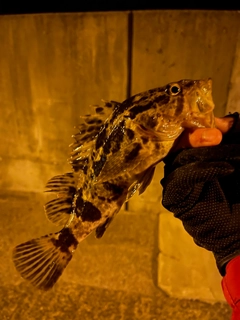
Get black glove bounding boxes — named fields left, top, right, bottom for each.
left=161, top=112, right=240, bottom=276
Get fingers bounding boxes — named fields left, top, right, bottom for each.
left=186, top=128, right=223, bottom=147
left=172, top=128, right=222, bottom=151
left=173, top=116, right=235, bottom=150
left=215, top=117, right=235, bottom=133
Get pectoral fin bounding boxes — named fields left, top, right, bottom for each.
left=126, top=166, right=156, bottom=201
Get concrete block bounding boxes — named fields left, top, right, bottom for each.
left=158, top=212, right=225, bottom=302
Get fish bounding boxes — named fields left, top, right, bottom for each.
left=12, top=78, right=215, bottom=290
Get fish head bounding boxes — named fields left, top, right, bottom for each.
left=128, top=78, right=215, bottom=140
left=175, top=78, right=215, bottom=129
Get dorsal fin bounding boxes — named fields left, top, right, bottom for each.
left=69, top=101, right=120, bottom=172
left=44, top=173, right=77, bottom=226
left=68, top=140, right=93, bottom=172
left=45, top=172, right=76, bottom=194
left=71, top=100, right=118, bottom=148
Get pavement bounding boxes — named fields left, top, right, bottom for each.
left=0, top=190, right=231, bottom=320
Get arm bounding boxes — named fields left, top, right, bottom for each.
left=161, top=113, right=240, bottom=319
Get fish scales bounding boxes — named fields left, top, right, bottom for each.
left=12, top=79, right=215, bottom=290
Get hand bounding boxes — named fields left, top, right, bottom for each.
left=173, top=116, right=235, bottom=151
left=162, top=112, right=240, bottom=319
left=161, top=112, right=240, bottom=276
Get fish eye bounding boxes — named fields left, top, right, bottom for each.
left=166, top=84, right=181, bottom=96
left=170, top=84, right=181, bottom=95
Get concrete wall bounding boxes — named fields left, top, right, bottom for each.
left=0, top=12, right=128, bottom=192
left=0, top=11, right=240, bottom=303
left=226, top=30, right=240, bottom=114
left=1, top=11, right=239, bottom=193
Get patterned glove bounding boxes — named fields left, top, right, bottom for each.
left=161, top=112, right=240, bottom=276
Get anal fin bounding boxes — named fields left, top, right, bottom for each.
left=95, top=217, right=113, bottom=239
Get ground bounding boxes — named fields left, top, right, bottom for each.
left=0, top=191, right=231, bottom=320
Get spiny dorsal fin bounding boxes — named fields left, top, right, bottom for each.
left=69, top=101, right=120, bottom=173
left=71, top=100, right=119, bottom=148
left=12, top=228, right=78, bottom=290
left=44, top=173, right=76, bottom=226
left=68, top=140, right=92, bottom=173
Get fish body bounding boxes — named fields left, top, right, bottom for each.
left=13, top=79, right=215, bottom=290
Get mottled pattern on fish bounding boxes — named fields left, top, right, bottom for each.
left=12, top=79, right=215, bottom=290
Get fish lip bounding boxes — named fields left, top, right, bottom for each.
left=195, top=110, right=215, bottom=128
left=182, top=111, right=215, bottom=129
left=200, top=111, right=215, bottom=128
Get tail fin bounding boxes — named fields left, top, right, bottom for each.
left=12, top=228, right=78, bottom=290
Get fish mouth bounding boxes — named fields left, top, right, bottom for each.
left=183, top=80, right=215, bottom=129
left=182, top=110, right=215, bottom=129
left=193, top=110, right=215, bottom=128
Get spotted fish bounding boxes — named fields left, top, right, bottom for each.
left=12, top=79, right=215, bottom=290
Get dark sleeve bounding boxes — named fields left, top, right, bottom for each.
left=161, top=113, right=240, bottom=276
